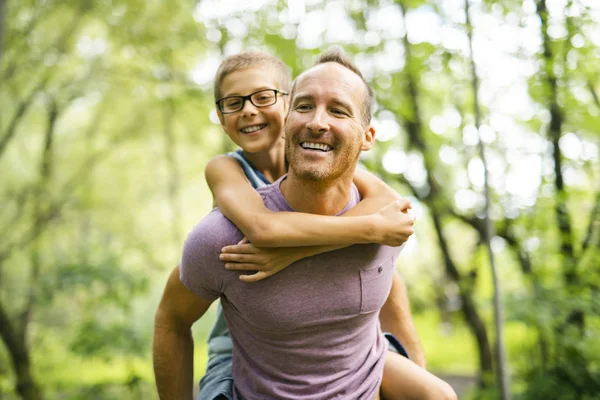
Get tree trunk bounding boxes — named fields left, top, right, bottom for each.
left=394, top=3, right=494, bottom=383
left=430, top=212, right=494, bottom=384
left=464, top=0, right=511, bottom=397
left=0, top=0, right=5, bottom=66
left=0, top=300, right=43, bottom=400
left=535, top=0, right=578, bottom=288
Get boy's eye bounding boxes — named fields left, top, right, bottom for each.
left=224, top=99, right=242, bottom=108
left=253, top=93, right=275, bottom=104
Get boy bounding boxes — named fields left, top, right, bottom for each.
left=182, top=51, right=455, bottom=400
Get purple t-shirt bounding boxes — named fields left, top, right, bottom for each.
left=181, top=176, right=400, bottom=400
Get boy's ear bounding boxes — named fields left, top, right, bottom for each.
left=217, top=109, right=225, bottom=126
left=361, top=125, right=376, bottom=151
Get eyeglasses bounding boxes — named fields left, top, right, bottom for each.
left=216, top=89, right=288, bottom=114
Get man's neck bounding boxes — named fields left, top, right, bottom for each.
left=242, top=139, right=286, bottom=183
left=280, top=171, right=355, bottom=216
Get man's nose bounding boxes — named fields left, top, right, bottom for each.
left=306, top=109, right=329, bottom=134
left=240, top=99, right=258, bottom=117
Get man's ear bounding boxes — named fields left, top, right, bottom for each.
left=361, top=125, right=376, bottom=151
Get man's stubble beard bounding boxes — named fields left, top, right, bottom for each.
left=284, top=136, right=362, bottom=183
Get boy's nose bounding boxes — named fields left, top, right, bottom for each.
left=240, top=100, right=258, bottom=117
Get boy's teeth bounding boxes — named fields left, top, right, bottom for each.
left=300, top=142, right=332, bottom=152
left=241, top=124, right=266, bottom=133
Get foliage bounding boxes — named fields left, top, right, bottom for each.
left=1, top=0, right=599, bottom=399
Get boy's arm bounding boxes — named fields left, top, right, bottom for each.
left=206, top=156, right=413, bottom=248
left=221, top=239, right=346, bottom=282
left=352, top=166, right=402, bottom=208
left=153, top=266, right=214, bottom=400
left=379, top=272, right=426, bottom=368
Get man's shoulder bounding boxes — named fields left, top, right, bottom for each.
left=185, top=208, right=242, bottom=252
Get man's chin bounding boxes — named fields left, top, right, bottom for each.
left=292, top=167, right=330, bottom=182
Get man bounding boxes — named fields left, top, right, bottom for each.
left=154, top=50, right=429, bottom=400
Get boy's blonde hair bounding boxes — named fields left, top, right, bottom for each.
left=213, top=52, right=292, bottom=102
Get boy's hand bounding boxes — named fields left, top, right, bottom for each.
left=220, top=238, right=300, bottom=282
left=374, top=199, right=416, bottom=247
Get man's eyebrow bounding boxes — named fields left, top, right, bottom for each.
left=292, top=94, right=313, bottom=104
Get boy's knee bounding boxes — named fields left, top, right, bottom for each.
left=438, top=382, right=458, bottom=400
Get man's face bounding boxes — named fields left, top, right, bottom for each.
left=284, top=63, right=375, bottom=182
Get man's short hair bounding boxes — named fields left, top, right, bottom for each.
left=213, top=52, right=292, bottom=102
left=292, top=48, right=374, bottom=125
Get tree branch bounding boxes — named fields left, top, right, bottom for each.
left=19, top=96, right=58, bottom=342
left=1, top=2, right=85, bottom=83
left=535, top=0, right=577, bottom=285
left=0, top=105, right=141, bottom=265
left=0, top=76, right=49, bottom=160
left=581, top=191, right=600, bottom=253
left=588, top=79, right=600, bottom=110
left=0, top=0, right=5, bottom=67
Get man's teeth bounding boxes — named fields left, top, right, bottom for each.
left=301, top=142, right=332, bottom=152
left=241, top=124, right=266, bottom=133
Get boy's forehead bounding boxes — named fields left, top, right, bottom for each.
left=220, top=67, right=281, bottom=96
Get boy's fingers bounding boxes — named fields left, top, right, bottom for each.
left=239, top=271, right=269, bottom=283
left=220, top=253, right=257, bottom=263
left=221, top=244, right=257, bottom=254
left=397, top=198, right=412, bottom=211
left=238, top=237, right=250, bottom=245
left=224, top=263, right=260, bottom=271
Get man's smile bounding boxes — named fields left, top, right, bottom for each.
left=300, top=142, right=333, bottom=152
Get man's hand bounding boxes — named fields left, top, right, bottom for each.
left=220, top=238, right=301, bottom=282
left=373, top=199, right=415, bottom=247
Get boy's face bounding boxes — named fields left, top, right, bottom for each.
left=217, top=68, right=288, bottom=154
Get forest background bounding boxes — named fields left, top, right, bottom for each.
left=1, top=0, right=599, bottom=399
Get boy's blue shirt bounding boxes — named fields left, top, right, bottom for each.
left=227, top=149, right=271, bottom=189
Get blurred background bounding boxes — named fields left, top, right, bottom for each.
left=1, top=0, right=599, bottom=399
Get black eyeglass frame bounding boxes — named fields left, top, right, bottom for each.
left=216, top=89, right=289, bottom=114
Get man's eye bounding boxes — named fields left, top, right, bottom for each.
left=331, top=108, right=347, bottom=116
left=295, top=104, right=312, bottom=111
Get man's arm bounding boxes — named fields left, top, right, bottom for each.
left=379, top=272, right=426, bottom=368
left=153, top=266, right=214, bottom=400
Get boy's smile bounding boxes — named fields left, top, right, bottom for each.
left=218, top=68, right=287, bottom=154
left=240, top=123, right=268, bottom=134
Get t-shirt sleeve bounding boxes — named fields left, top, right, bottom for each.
left=180, top=209, right=241, bottom=301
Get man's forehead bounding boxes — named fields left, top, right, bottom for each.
left=294, top=63, right=365, bottom=100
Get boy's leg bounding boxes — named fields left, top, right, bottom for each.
left=384, top=332, right=410, bottom=358
left=198, top=354, right=233, bottom=400
left=198, top=302, right=234, bottom=400
left=381, top=351, right=457, bottom=400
